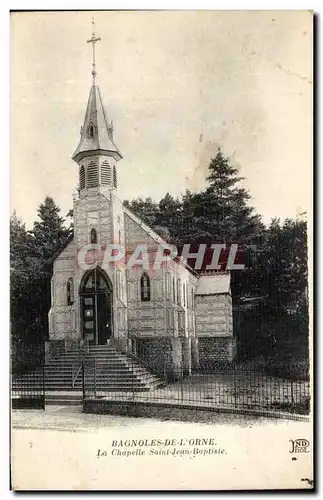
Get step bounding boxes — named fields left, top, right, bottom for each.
left=14, top=373, right=158, bottom=383
left=15, top=370, right=161, bottom=381
left=45, top=399, right=82, bottom=406
left=14, top=345, right=164, bottom=394
left=48, top=360, right=129, bottom=366
left=45, top=394, right=82, bottom=405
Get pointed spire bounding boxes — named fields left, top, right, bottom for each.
left=72, top=85, right=122, bottom=162
left=86, top=18, right=101, bottom=85
left=72, top=20, right=122, bottom=163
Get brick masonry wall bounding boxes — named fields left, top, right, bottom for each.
left=198, top=336, right=235, bottom=370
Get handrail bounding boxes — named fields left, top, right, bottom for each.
left=72, top=360, right=83, bottom=388
left=125, top=341, right=167, bottom=382
left=71, top=338, right=89, bottom=388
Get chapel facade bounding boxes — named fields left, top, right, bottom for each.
left=48, top=27, right=235, bottom=376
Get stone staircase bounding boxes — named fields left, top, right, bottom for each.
left=12, top=345, right=164, bottom=406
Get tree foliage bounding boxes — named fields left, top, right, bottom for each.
left=10, top=198, right=71, bottom=345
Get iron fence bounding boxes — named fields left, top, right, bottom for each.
left=82, top=354, right=310, bottom=416
left=11, top=343, right=45, bottom=410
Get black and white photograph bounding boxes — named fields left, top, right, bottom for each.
left=10, top=10, right=313, bottom=490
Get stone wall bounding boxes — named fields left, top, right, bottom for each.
left=198, top=337, right=235, bottom=370
left=49, top=238, right=79, bottom=341
left=74, top=191, right=112, bottom=250
left=127, top=267, right=166, bottom=338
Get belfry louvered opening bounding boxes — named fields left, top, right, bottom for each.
left=80, top=165, right=85, bottom=189
left=87, top=161, right=99, bottom=187
left=113, top=165, right=117, bottom=188
left=101, top=160, right=112, bottom=185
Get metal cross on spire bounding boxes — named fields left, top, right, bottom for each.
left=86, top=18, right=101, bottom=84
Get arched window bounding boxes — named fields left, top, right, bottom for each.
left=89, top=123, right=94, bottom=138
left=140, top=273, right=151, bottom=302
left=90, top=228, right=97, bottom=244
left=80, top=165, right=85, bottom=189
left=67, top=278, right=74, bottom=305
left=81, top=268, right=112, bottom=293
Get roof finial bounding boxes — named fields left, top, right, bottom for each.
left=86, top=17, right=101, bottom=85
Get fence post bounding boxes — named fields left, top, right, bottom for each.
left=132, top=356, right=135, bottom=401
left=94, top=358, right=96, bottom=398
left=82, top=360, right=85, bottom=402
left=291, top=379, right=294, bottom=405
left=181, top=366, right=184, bottom=403
left=42, top=354, right=45, bottom=411
left=234, top=364, right=237, bottom=408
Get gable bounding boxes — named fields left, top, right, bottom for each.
left=52, top=235, right=75, bottom=263
left=124, top=208, right=167, bottom=249
left=123, top=207, right=198, bottom=277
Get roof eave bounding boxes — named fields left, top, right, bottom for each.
left=72, top=148, right=123, bottom=163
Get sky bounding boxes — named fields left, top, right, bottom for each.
left=10, top=10, right=312, bottom=228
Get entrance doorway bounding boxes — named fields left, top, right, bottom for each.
left=80, top=268, right=113, bottom=345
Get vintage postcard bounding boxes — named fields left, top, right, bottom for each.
left=10, top=10, right=313, bottom=490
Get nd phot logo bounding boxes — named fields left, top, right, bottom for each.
left=289, top=439, right=310, bottom=454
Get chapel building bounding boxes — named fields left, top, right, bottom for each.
left=48, top=26, right=234, bottom=376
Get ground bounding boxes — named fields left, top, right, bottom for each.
left=12, top=404, right=292, bottom=430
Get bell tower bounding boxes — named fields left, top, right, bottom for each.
left=72, top=19, right=125, bottom=251
left=72, top=20, right=122, bottom=195
left=72, top=19, right=128, bottom=345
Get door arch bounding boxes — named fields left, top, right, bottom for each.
left=80, top=267, right=113, bottom=345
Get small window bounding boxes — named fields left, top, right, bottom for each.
left=67, top=278, right=74, bottom=305
left=90, top=228, right=97, bottom=244
left=89, top=124, right=94, bottom=138
left=140, top=273, right=151, bottom=302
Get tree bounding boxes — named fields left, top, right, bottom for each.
left=257, top=217, right=308, bottom=309
left=31, top=196, right=70, bottom=261
left=10, top=198, right=72, bottom=345
left=155, top=193, right=182, bottom=244
left=10, top=212, right=43, bottom=344
left=235, top=218, right=308, bottom=362
left=183, top=149, right=263, bottom=245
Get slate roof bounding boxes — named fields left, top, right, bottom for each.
left=72, top=85, right=122, bottom=162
